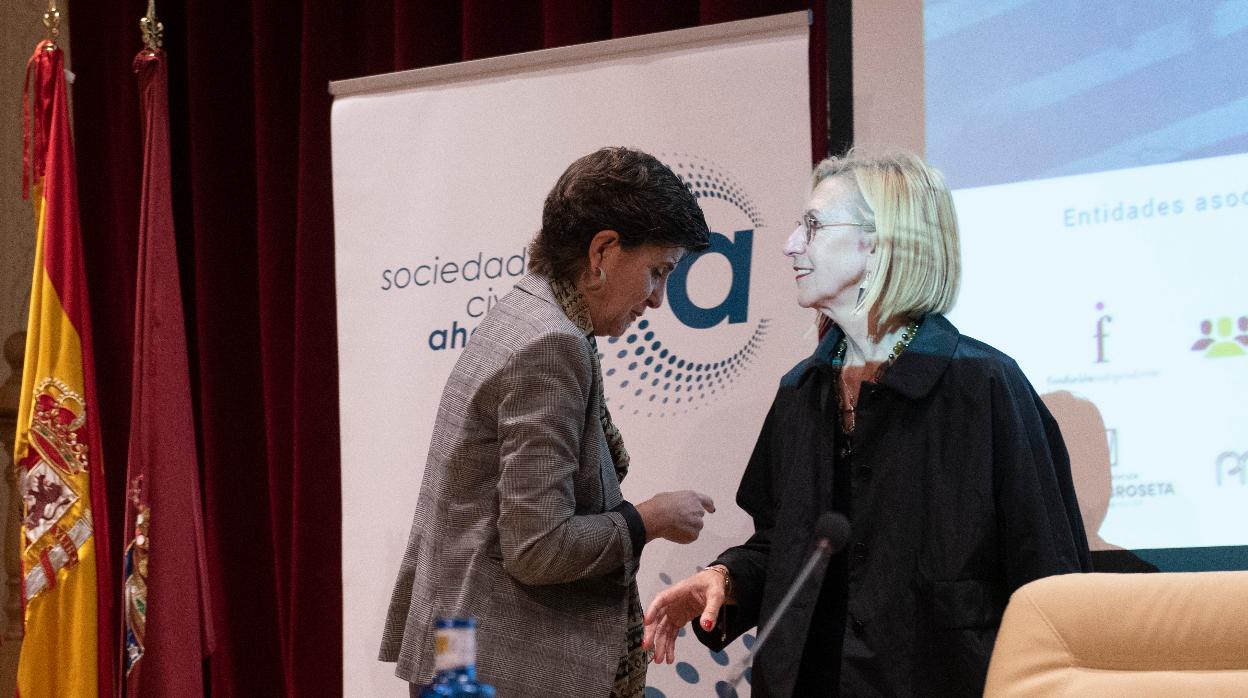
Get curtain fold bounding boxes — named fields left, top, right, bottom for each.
left=179, top=2, right=286, bottom=694
left=68, top=2, right=817, bottom=694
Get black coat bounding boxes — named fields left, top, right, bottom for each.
left=696, top=314, right=1091, bottom=697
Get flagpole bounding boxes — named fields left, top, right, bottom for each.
left=43, top=0, right=60, bottom=50
left=141, top=0, right=163, bottom=54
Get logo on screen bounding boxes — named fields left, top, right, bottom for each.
left=1190, top=316, right=1248, bottom=358
left=1111, top=480, right=1176, bottom=499
left=1093, top=302, right=1111, bottom=364
left=598, top=155, right=770, bottom=418
left=1216, top=451, right=1247, bottom=486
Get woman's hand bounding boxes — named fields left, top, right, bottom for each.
left=642, top=567, right=728, bottom=664
left=635, top=490, right=715, bottom=544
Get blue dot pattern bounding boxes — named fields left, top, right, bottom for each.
left=598, top=318, right=770, bottom=417
left=667, top=154, right=764, bottom=229
left=676, top=663, right=700, bottom=684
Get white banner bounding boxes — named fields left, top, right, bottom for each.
left=332, top=14, right=812, bottom=697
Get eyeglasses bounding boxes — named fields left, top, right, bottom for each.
left=797, top=213, right=874, bottom=245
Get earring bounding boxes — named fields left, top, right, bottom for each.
left=853, top=267, right=873, bottom=310
left=856, top=269, right=873, bottom=306
left=586, top=267, right=607, bottom=291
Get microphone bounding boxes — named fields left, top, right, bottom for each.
left=724, top=512, right=850, bottom=692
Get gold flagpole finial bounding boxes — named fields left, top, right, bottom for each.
left=140, top=0, right=164, bottom=53
left=43, top=0, right=60, bottom=49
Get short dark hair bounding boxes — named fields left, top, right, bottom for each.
left=529, top=147, right=710, bottom=283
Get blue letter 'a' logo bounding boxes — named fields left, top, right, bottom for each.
left=667, top=230, right=752, bottom=329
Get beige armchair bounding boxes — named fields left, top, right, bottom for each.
left=985, top=571, right=1248, bottom=696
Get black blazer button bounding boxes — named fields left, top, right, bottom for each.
left=853, top=541, right=867, bottom=561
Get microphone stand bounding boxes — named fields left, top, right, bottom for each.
left=725, top=524, right=843, bottom=691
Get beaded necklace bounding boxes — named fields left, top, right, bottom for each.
left=833, top=318, right=920, bottom=436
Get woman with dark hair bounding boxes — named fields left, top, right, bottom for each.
left=642, top=150, right=1090, bottom=696
left=380, top=147, right=717, bottom=697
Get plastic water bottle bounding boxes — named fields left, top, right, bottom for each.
left=420, top=618, right=497, bottom=697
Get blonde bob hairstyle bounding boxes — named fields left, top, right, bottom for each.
left=812, top=150, right=961, bottom=326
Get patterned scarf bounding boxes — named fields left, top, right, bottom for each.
left=548, top=276, right=631, bottom=482
left=547, top=275, right=645, bottom=698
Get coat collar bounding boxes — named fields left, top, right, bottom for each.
left=515, top=272, right=556, bottom=305
left=803, top=313, right=959, bottom=400
left=514, top=273, right=595, bottom=336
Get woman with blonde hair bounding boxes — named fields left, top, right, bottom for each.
left=643, top=151, right=1090, bottom=697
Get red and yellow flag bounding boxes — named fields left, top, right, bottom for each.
left=16, top=40, right=116, bottom=698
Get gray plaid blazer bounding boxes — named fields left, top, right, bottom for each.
left=380, top=273, right=638, bottom=697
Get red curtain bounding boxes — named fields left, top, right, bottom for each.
left=68, top=1, right=819, bottom=694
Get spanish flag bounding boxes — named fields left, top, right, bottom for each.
left=16, top=40, right=116, bottom=698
